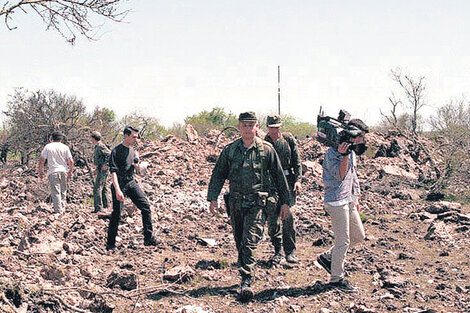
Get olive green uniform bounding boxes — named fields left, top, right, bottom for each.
left=207, top=137, right=291, bottom=278
left=264, top=133, right=302, bottom=256
left=93, top=141, right=111, bottom=212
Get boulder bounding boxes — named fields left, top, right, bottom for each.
left=302, top=160, right=322, bottom=176
left=163, top=265, right=195, bottom=283
left=380, top=165, right=418, bottom=180
left=185, top=124, right=199, bottom=143
left=106, top=271, right=137, bottom=291
left=425, top=201, right=462, bottom=214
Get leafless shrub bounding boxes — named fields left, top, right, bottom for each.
left=1, top=0, right=130, bottom=44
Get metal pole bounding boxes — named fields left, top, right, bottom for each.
left=278, top=65, right=281, bottom=115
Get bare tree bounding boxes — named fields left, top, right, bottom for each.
left=3, top=88, right=87, bottom=164
left=389, top=68, right=426, bottom=135
left=0, top=0, right=130, bottom=44
left=380, top=69, right=440, bottom=181
left=120, top=112, right=168, bottom=140
left=381, top=92, right=401, bottom=127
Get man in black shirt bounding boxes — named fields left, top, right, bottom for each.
left=106, top=126, right=157, bottom=250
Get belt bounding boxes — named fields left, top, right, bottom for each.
left=231, top=191, right=258, bottom=201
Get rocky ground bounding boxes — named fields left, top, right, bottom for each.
left=0, top=129, right=469, bottom=313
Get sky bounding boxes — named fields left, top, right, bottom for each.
left=1, top=0, right=469, bottom=128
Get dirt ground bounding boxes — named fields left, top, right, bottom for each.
left=0, top=130, right=469, bottom=312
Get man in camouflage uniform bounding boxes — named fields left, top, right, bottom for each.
left=264, top=114, right=302, bottom=264
left=1, top=143, right=9, bottom=164
left=91, top=131, right=111, bottom=213
left=207, top=112, right=292, bottom=301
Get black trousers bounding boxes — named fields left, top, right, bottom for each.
left=107, top=180, right=153, bottom=246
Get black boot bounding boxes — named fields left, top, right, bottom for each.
left=270, top=246, right=283, bottom=266
left=106, top=242, right=116, bottom=251
left=240, top=275, right=253, bottom=301
left=144, top=236, right=158, bottom=246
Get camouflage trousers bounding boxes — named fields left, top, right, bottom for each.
left=264, top=203, right=296, bottom=255
left=93, top=170, right=109, bottom=212
left=229, top=195, right=266, bottom=278
left=264, top=178, right=297, bottom=255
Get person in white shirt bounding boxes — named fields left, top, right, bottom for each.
left=38, top=131, right=74, bottom=213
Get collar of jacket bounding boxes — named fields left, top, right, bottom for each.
left=235, top=136, right=264, bottom=150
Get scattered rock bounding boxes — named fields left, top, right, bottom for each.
left=424, top=221, right=453, bottom=241
left=380, top=165, right=418, bottom=180
left=163, top=265, right=195, bottom=283
left=0, top=129, right=468, bottom=312
left=350, top=302, right=378, bottom=312
left=106, top=271, right=137, bottom=291
left=88, top=299, right=115, bottom=313
left=40, top=265, right=66, bottom=284
left=301, top=160, right=322, bottom=175
left=185, top=124, right=199, bottom=143
left=176, top=304, right=211, bottom=313
left=195, top=260, right=221, bottom=270
left=381, top=273, right=408, bottom=289
left=195, top=237, right=217, bottom=247
left=425, top=201, right=462, bottom=214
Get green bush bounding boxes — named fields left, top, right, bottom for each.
left=259, top=114, right=316, bottom=139
left=184, top=107, right=238, bottom=136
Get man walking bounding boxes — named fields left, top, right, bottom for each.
left=38, top=131, right=74, bottom=213
left=317, top=118, right=368, bottom=293
left=1, top=142, right=9, bottom=164
left=207, top=112, right=292, bottom=301
left=91, top=131, right=111, bottom=213
left=264, top=114, right=302, bottom=264
left=106, top=126, right=157, bottom=250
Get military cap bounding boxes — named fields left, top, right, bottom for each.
left=238, top=111, right=257, bottom=122
left=91, top=131, right=102, bottom=141
left=266, top=114, right=282, bottom=127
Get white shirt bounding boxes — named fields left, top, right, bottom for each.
left=41, top=142, right=72, bottom=175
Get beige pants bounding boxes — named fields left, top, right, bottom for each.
left=48, top=172, right=67, bottom=213
left=323, top=201, right=365, bottom=282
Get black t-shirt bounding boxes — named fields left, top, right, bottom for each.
left=109, top=143, right=138, bottom=184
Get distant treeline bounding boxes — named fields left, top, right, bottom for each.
left=1, top=86, right=469, bottom=203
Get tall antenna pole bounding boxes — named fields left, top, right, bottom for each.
left=277, top=65, right=281, bottom=115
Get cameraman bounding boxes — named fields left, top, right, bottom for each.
left=317, top=119, right=368, bottom=293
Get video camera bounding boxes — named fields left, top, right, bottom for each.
left=316, top=108, right=363, bottom=150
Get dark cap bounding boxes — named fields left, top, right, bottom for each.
left=91, top=131, right=102, bottom=141
left=238, top=111, right=257, bottom=122
left=348, top=119, right=369, bottom=133
left=266, top=114, right=282, bottom=127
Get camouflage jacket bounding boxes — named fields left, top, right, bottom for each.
left=207, top=137, right=291, bottom=206
left=264, top=132, right=302, bottom=183
left=93, top=141, right=111, bottom=171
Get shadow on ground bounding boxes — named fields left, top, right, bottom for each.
left=147, top=281, right=331, bottom=303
